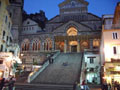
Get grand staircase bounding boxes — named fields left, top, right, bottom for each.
left=16, top=53, right=83, bottom=90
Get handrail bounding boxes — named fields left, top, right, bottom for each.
left=27, top=51, right=60, bottom=83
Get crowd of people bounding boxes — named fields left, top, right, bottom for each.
left=0, top=76, right=16, bottom=90
left=102, top=81, right=120, bottom=90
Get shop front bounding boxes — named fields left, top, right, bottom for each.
left=103, top=62, right=120, bottom=84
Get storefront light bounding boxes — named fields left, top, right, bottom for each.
left=115, top=66, right=120, bottom=71
left=0, top=71, right=3, bottom=77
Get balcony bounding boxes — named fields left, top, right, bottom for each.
left=103, top=24, right=120, bottom=30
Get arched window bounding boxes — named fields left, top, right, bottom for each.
left=67, top=27, right=77, bottom=36
left=44, top=38, right=52, bottom=51
left=81, top=41, right=89, bottom=51
left=32, top=39, right=41, bottom=51
left=93, top=39, right=100, bottom=48
left=21, top=39, right=30, bottom=51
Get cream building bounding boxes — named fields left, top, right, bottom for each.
left=101, top=2, right=120, bottom=84
left=0, top=0, right=21, bottom=78
left=0, top=0, right=12, bottom=52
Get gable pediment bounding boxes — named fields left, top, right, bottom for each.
left=23, top=18, right=38, bottom=26
left=53, top=21, right=92, bottom=33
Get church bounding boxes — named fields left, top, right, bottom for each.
left=20, top=0, right=102, bottom=70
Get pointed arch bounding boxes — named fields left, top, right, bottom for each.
left=32, top=38, right=41, bottom=51
left=67, top=27, right=78, bottom=36
left=44, top=38, right=52, bottom=51
left=21, top=39, right=30, bottom=51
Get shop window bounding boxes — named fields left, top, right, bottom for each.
left=112, top=32, right=118, bottom=39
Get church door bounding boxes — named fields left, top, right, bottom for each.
left=71, top=45, right=77, bottom=52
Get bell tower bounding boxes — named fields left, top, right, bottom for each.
left=58, top=0, right=89, bottom=22
left=8, top=0, right=24, bottom=43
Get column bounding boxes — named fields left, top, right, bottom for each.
left=90, top=39, right=93, bottom=49
left=64, top=40, right=67, bottom=53
left=41, top=41, right=44, bottom=52
left=77, top=39, right=80, bottom=53
left=52, top=40, right=55, bottom=51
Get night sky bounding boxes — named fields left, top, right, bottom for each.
left=24, top=0, right=119, bottom=20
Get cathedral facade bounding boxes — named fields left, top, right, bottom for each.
left=20, top=0, right=102, bottom=69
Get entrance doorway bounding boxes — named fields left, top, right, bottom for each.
left=71, top=45, right=77, bottom=52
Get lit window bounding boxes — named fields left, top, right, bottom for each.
left=113, top=46, right=117, bottom=54
left=93, top=39, right=99, bottom=48
left=112, top=32, right=118, bottom=39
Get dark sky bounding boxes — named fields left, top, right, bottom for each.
left=24, top=0, right=119, bottom=20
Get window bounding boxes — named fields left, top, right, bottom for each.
left=113, top=46, right=117, bottom=54
left=0, top=1, right=1, bottom=7
left=5, top=16, right=7, bottom=23
left=2, top=31, right=5, bottom=39
left=8, top=22, right=10, bottom=29
left=90, top=58, right=94, bottom=64
left=0, top=45, right=3, bottom=52
left=9, top=13, right=12, bottom=17
left=27, top=21, right=30, bottom=24
left=112, top=32, right=118, bottom=39
left=0, top=60, right=3, bottom=64
left=6, top=36, right=9, bottom=41
left=93, top=39, right=99, bottom=48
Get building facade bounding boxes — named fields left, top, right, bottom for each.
left=84, top=51, right=101, bottom=84
left=101, top=2, right=120, bottom=84
left=19, top=0, right=102, bottom=70
left=0, top=0, right=12, bottom=52
left=0, top=0, right=22, bottom=78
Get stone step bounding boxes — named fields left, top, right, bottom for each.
left=32, top=53, right=82, bottom=85
left=15, top=84, right=73, bottom=90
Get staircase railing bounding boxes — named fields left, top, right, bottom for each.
left=27, top=51, right=60, bottom=83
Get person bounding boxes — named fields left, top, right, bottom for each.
left=51, top=57, right=54, bottom=64
left=0, top=78, right=5, bottom=90
left=48, top=56, right=51, bottom=64
left=108, top=83, right=111, bottom=90
left=81, top=80, right=90, bottom=90
left=102, top=81, right=108, bottom=90
left=8, top=77, right=15, bottom=90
